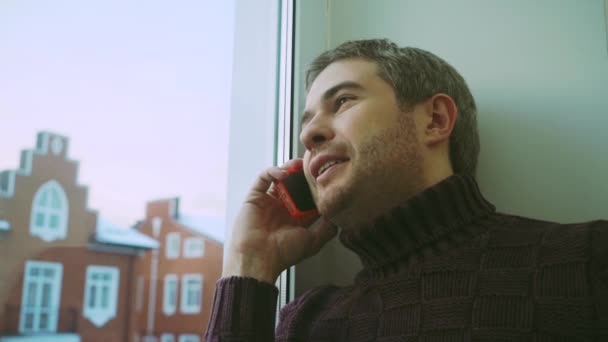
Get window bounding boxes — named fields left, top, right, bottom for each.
left=183, top=237, right=204, bottom=258
left=161, top=334, right=175, bottom=342
left=30, top=180, right=69, bottom=242
left=135, top=275, right=144, bottom=312
left=178, top=334, right=200, bottom=342
left=166, top=232, right=181, bottom=259
left=83, top=265, right=120, bottom=327
left=1, top=0, right=286, bottom=339
left=19, top=261, right=63, bottom=333
left=163, top=274, right=178, bottom=315
left=180, top=274, right=202, bottom=314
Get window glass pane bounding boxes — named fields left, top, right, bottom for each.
left=38, top=191, right=48, bottom=207
left=169, top=282, right=176, bottom=306
left=49, top=215, right=59, bottom=229
left=0, top=0, right=283, bottom=338
left=26, top=283, right=37, bottom=307
left=88, top=286, right=97, bottom=308
left=101, top=286, right=110, bottom=309
left=24, top=313, right=34, bottom=330
left=39, top=312, right=49, bottom=330
left=35, top=213, right=45, bottom=227
left=41, top=283, right=51, bottom=308
left=50, top=189, right=61, bottom=209
left=43, top=268, right=54, bottom=278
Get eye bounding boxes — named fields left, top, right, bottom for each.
left=335, top=96, right=355, bottom=110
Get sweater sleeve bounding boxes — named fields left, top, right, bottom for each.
left=204, top=276, right=279, bottom=342
left=590, top=220, right=608, bottom=337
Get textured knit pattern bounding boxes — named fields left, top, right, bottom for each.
left=205, top=174, right=608, bottom=341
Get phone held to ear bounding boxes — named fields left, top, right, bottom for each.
left=274, top=165, right=318, bottom=218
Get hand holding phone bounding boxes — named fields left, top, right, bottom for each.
left=223, top=160, right=334, bottom=285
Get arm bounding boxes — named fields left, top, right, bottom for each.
left=204, top=277, right=278, bottom=342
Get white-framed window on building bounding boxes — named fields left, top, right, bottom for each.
left=135, top=275, right=144, bottom=312
left=161, top=333, right=176, bottom=342
left=19, top=260, right=63, bottom=334
left=29, top=180, right=69, bottom=242
left=83, top=265, right=120, bottom=327
left=180, top=274, right=202, bottom=314
left=166, top=232, right=181, bottom=259
left=183, top=237, right=204, bottom=258
left=178, top=334, right=200, bottom=342
left=163, top=274, right=178, bottom=315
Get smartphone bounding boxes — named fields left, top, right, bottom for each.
left=274, top=165, right=318, bottom=218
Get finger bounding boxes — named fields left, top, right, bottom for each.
left=266, top=182, right=280, bottom=200
left=280, top=158, right=303, bottom=170
left=250, top=167, right=289, bottom=194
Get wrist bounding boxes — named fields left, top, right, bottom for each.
left=222, top=252, right=279, bottom=285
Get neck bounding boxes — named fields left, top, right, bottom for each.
left=338, top=173, right=495, bottom=279
left=331, top=169, right=455, bottom=231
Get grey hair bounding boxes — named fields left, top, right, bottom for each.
left=306, top=39, right=480, bottom=177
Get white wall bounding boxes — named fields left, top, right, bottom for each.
left=295, top=0, right=608, bottom=294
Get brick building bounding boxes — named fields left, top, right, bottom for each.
left=0, top=132, right=158, bottom=342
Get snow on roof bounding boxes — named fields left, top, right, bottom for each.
left=96, top=218, right=159, bottom=249
left=176, top=215, right=225, bottom=243
left=0, top=220, right=10, bottom=231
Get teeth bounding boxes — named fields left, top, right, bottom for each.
left=318, top=160, right=342, bottom=176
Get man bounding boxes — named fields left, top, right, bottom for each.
left=205, top=39, right=608, bottom=341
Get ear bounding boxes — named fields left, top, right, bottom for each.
left=421, top=93, right=458, bottom=147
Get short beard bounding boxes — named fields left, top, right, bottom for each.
left=324, top=112, right=425, bottom=230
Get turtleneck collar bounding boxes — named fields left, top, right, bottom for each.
left=339, top=174, right=495, bottom=277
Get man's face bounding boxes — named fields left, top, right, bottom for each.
left=300, top=58, right=425, bottom=223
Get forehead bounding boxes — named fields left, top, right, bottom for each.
left=306, top=58, right=380, bottom=105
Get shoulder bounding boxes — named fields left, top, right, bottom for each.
left=488, top=213, right=606, bottom=263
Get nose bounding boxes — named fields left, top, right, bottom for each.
left=299, top=112, right=335, bottom=151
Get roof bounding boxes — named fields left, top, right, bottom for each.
left=176, top=215, right=225, bottom=243
left=0, top=220, right=10, bottom=231
left=95, top=218, right=159, bottom=249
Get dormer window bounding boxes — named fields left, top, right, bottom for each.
left=30, top=180, right=69, bottom=242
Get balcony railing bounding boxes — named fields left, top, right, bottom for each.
left=2, top=304, right=79, bottom=335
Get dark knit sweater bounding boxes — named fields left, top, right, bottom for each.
left=205, top=174, right=608, bottom=341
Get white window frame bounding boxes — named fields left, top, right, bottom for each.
left=165, top=232, right=181, bottom=259
left=30, top=180, right=69, bottom=242
left=183, top=237, right=204, bottom=258
left=161, top=333, right=176, bottom=342
left=19, top=260, right=63, bottom=333
left=227, top=0, right=293, bottom=313
left=83, top=265, right=120, bottom=327
left=178, top=334, right=200, bottom=342
left=163, top=274, right=178, bottom=315
left=180, top=274, right=202, bottom=314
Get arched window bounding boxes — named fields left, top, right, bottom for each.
left=30, top=180, right=69, bottom=241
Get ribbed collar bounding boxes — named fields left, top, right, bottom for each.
left=339, top=174, right=495, bottom=278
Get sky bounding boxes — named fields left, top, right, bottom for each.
left=0, top=0, right=235, bottom=227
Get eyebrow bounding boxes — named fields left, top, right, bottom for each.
left=300, top=81, right=364, bottom=127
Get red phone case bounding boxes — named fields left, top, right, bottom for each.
left=274, top=166, right=318, bottom=218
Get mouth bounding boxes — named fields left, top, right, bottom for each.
left=317, top=160, right=346, bottom=178
left=310, top=155, right=350, bottom=180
